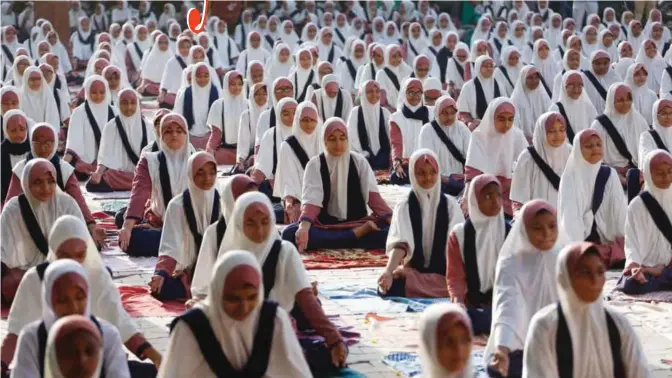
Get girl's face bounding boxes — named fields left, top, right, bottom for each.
left=178, top=41, right=191, bottom=57
left=455, top=49, right=468, bottom=63
left=569, top=39, right=581, bottom=52
left=476, top=183, right=502, bottom=217
left=222, top=283, right=259, bottom=321
left=620, top=44, right=633, bottom=58
left=274, top=82, right=293, bottom=101
left=479, top=60, right=494, bottom=79
left=405, top=86, right=422, bottom=107
left=1, top=94, right=19, bottom=114
left=476, top=43, right=488, bottom=56
left=514, top=24, right=525, bottom=38
left=436, top=322, right=471, bottom=374
left=105, top=72, right=120, bottom=90
left=614, top=92, right=632, bottom=114
left=632, top=23, right=642, bottom=37
left=446, top=36, right=457, bottom=51
left=137, top=28, right=147, bottom=41
left=30, top=171, right=56, bottom=202
left=325, top=82, right=339, bottom=98
left=38, top=44, right=50, bottom=56
left=48, top=34, right=58, bottom=45
left=51, top=274, right=88, bottom=318
left=424, top=91, right=439, bottom=106
left=586, top=29, right=597, bottom=44
left=311, top=50, right=319, bottom=64
left=580, top=135, right=603, bottom=164
left=411, top=26, right=421, bottom=39
left=651, top=161, right=672, bottom=189
left=55, top=331, right=101, bottom=378
left=28, top=75, right=42, bottom=91
left=569, top=251, right=606, bottom=303
left=546, top=120, right=567, bottom=147
left=193, top=162, right=217, bottom=191
left=525, top=210, right=559, bottom=251
left=253, top=87, right=268, bottom=106
left=413, top=159, right=437, bottom=190
left=242, top=206, right=272, bottom=244
left=592, top=58, right=610, bottom=76
left=652, top=26, right=663, bottom=41
left=217, top=22, right=227, bottom=34
left=390, top=51, right=402, bottom=67
left=124, top=28, right=133, bottom=40
left=250, top=34, right=261, bottom=48
left=602, top=33, right=613, bottom=48
left=89, top=81, right=106, bottom=104
left=537, top=43, right=550, bottom=59
left=633, top=69, right=648, bottom=87
left=55, top=238, right=87, bottom=264
left=438, top=104, right=456, bottom=126
left=373, top=49, right=384, bottom=66
left=284, top=23, right=293, bottom=34
left=567, top=53, right=580, bottom=70
left=228, top=76, right=243, bottom=96
left=162, top=122, right=187, bottom=150
left=325, top=129, right=348, bottom=157
left=354, top=45, right=365, bottom=60
left=432, top=33, right=442, bottom=46
left=269, top=21, right=278, bottom=32
left=299, top=52, right=311, bottom=69
left=250, top=65, right=264, bottom=84
left=525, top=72, right=540, bottom=91
left=415, top=61, right=429, bottom=78
left=280, top=107, right=296, bottom=127
left=299, top=116, right=318, bottom=135
left=120, top=96, right=137, bottom=117
left=494, top=111, right=514, bottom=133
left=375, top=22, right=383, bottom=33
left=6, top=117, right=27, bottom=143
left=307, top=27, right=317, bottom=40
left=195, top=69, right=210, bottom=87
left=158, top=38, right=169, bottom=52
left=42, top=70, right=54, bottom=84
left=279, top=48, right=290, bottom=63
left=645, top=42, right=658, bottom=59
left=192, top=50, right=205, bottom=63
left=497, top=25, right=507, bottom=38
left=657, top=105, right=672, bottom=127
left=366, top=85, right=380, bottom=104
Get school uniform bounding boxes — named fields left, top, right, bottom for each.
left=138, top=36, right=171, bottom=96
left=206, top=72, right=247, bottom=165
left=173, top=64, right=220, bottom=150
left=456, top=56, right=502, bottom=123
left=549, top=71, right=599, bottom=144
left=1, top=110, right=31, bottom=204
left=346, top=83, right=392, bottom=170
left=510, top=66, right=552, bottom=141
left=582, top=51, right=622, bottom=113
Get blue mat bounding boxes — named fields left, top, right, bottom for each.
left=320, top=283, right=452, bottom=313
left=382, top=350, right=489, bottom=377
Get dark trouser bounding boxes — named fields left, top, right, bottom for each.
left=158, top=102, right=173, bottom=110
left=258, top=180, right=285, bottom=223
left=154, top=271, right=188, bottom=301
left=293, top=300, right=344, bottom=376
left=128, top=361, right=157, bottom=378
left=281, top=223, right=389, bottom=250
left=487, top=350, right=523, bottom=378
left=616, top=267, right=672, bottom=294
left=389, top=166, right=410, bottom=185
left=367, top=151, right=391, bottom=171
left=441, top=177, right=465, bottom=197
left=73, top=170, right=90, bottom=182
left=626, top=168, right=642, bottom=203
left=85, top=177, right=115, bottom=193
left=126, top=228, right=162, bottom=257
left=377, top=278, right=406, bottom=297
left=467, top=307, right=492, bottom=335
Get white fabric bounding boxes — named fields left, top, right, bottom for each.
left=495, top=46, right=522, bottom=96
left=207, top=72, right=246, bottom=145
left=255, top=98, right=297, bottom=180
left=66, top=75, right=112, bottom=164
left=640, top=100, right=672, bottom=163
left=552, top=50, right=584, bottom=101
left=43, top=316, right=104, bottom=378
left=19, top=67, right=60, bottom=129
left=125, top=26, right=150, bottom=73
left=12, top=124, right=74, bottom=185
left=635, top=42, right=666, bottom=94
left=336, top=39, right=367, bottom=94
left=140, top=36, right=171, bottom=83
left=549, top=70, right=598, bottom=135
left=234, top=33, right=271, bottom=75
left=625, top=64, right=658, bottom=126
left=254, top=77, right=289, bottom=147
left=375, top=44, right=412, bottom=107
left=69, top=16, right=93, bottom=61
left=174, top=63, right=220, bottom=137
left=419, top=303, right=473, bottom=378
left=465, top=98, right=528, bottom=178
left=531, top=39, right=559, bottom=86
left=511, top=65, right=552, bottom=138
left=317, top=28, right=342, bottom=64
left=2, top=110, right=31, bottom=168
left=386, top=149, right=463, bottom=265
left=390, top=81, right=431, bottom=158
left=347, top=81, right=391, bottom=157
left=456, top=56, right=502, bottom=120
left=418, top=99, right=470, bottom=177
left=522, top=245, right=650, bottom=378
left=265, top=43, right=294, bottom=80
left=557, top=130, right=627, bottom=242
left=446, top=43, right=470, bottom=90
left=511, top=112, right=572, bottom=208
left=583, top=50, right=622, bottom=113
left=160, top=250, right=312, bottom=378
left=274, top=102, right=322, bottom=200
left=237, top=84, right=269, bottom=161
left=314, top=74, right=353, bottom=121
left=160, top=50, right=190, bottom=95
left=288, top=49, right=317, bottom=101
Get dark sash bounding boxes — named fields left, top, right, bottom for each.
left=639, top=191, right=672, bottom=248
left=597, top=114, right=635, bottom=168
left=206, top=48, right=215, bottom=67
left=133, top=42, right=144, bottom=62
left=239, top=24, right=247, bottom=50
left=272, top=128, right=278, bottom=176
left=557, top=45, right=564, bottom=57
left=84, top=101, right=115, bottom=149
left=219, top=101, right=237, bottom=148
left=1, top=139, right=29, bottom=203
left=408, top=40, right=419, bottom=57
left=586, top=166, right=612, bottom=243
left=320, top=89, right=343, bottom=119
left=294, top=70, right=315, bottom=102
left=408, top=192, right=448, bottom=275
left=582, top=70, right=608, bottom=100
left=18, top=194, right=49, bottom=256
left=436, top=47, right=453, bottom=84
left=527, top=146, right=561, bottom=190
left=474, top=77, right=501, bottom=119
left=401, top=105, right=430, bottom=124
left=344, top=59, right=357, bottom=81
left=157, top=151, right=174, bottom=208
left=428, top=46, right=438, bottom=57
left=648, top=129, right=669, bottom=151
left=216, top=216, right=227, bottom=247
left=318, top=153, right=367, bottom=224
left=667, top=67, right=672, bottom=94
left=327, top=44, right=335, bottom=63
left=493, top=38, right=503, bottom=54
left=383, top=67, right=400, bottom=91
left=556, top=302, right=625, bottom=378
left=114, top=116, right=147, bottom=166
left=452, top=57, right=465, bottom=81
left=334, top=28, right=346, bottom=44
left=463, top=219, right=511, bottom=305
left=538, top=73, right=552, bottom=98
left=182, top=189, right=220, bottom=254
left=285, top=135, right=310, bottom=169
left=183, top=85, right=219, bottom=130
left=264, top=34, right=275, bottom=49
left=77, top=30, right=95, bottom=50
left=269, top=107, right=277, bottom=129
left=498, top=66, right=514, bottom=88
left=176, top=55, right=187, bottom=70
left=430, top=120, right=465, bottom=165
left=261, top=240, right=283, bottom=298
left=1, top=45, right=14, bottom=65
left=555, top=102, right=576, bottom=143
left=369, top=62, right=376, bottom=82
left=170, top=302, right=278, bottom=378
left=356, top=107, right=389, bottom=158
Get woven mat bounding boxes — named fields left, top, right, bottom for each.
left=301, top=249, right=388, bottom=270
left=606, top=289, right=672, bottom=303
left=118, top=285, right=186, bottom=318
left=382, top=349, right=489, bottom=377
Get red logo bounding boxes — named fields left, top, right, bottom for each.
left=187, top=0, right=210, bottom=33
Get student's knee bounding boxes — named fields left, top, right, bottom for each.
left=466, top=307, right=492, bottom=335
left=155, top=273, right=187, bottom=301
left=126, top=228, right=162, bottom=257
left=618, top=275, right=647, bottom=295
left=281, top=223, right=299, bottom=244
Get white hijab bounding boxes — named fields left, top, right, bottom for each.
left=635, top=40, right=666, bottom=93
left=349, top=80, right=386, bottom=156
left=66, top=75, right=112, bottom=164
left=125, top=25, right=150, bottom=71
left=9, top=55, right=31, bottom=89
left=643, top=100, right=672, bottom=160
left=255, top=97, right=297, bottom=179
left=625, top=63, right=658, bottom=126
left=497, top=46, right=522, bottom=95
left=20, top=66, right=60, bottom=128
left=207, top=71, right=246, bottom=145
left=140, top=35, right=171, bottom=83
left=530, top=39, right=558, bottom=86
left=44, top=315, right=103, bottom=378
left=552, top=70, right=598, bottom=136
left=510, top=65, right=552, bottom=138
left=177, top=62, right=218, bottom=136
left=584, top=50, right=622, bottom=113
left=419, top=303, right=473, bottom=378
left=280, top=20, right=300, bottom=52
left=265, top=43, right=294, bottom=79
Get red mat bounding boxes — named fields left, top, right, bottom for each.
left=118, top=285, right=186, bottom=318
left=92, top=211, right=118, bottom=231
left=301, top=249, right=388, bottom=270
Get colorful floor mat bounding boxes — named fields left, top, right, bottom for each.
left=382, top=349, right=489, bottom=377
left=301, top=249, right=388, bottom=270
left=606, top=289, right=672, bottom=303
left=118, top=285, right=186, bottom=317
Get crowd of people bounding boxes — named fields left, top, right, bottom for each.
left=0, top=0, right=671, bottom=377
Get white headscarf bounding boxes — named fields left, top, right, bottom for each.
left=598, top=29, right=618, bottom=62
left=614, top=42, right=634, bottom=78
left=240, top=31, right=271, bottom=68
left=643, top=99, right=672, bottom=160
left=635, top=39, right=666, bottom=93
left=20, top=66, right=60, bottom=128
left=496, top=46, right=522, bottom=96
left=470, top=16, right=492, bottom=47
left=125, top=25, right=150, bottom=71
left=265, top=43, right=294, bottom=79
left=9, top=54, right=31, bottom=89
left=419, top=303, right=473, bottom=378
left=551, top=70, right=598, bottom=136
left=255, top=97, right=297, bottom=179
left=584, top=50, right=622, bottom=113
left=280, top=20, right=300, bottom=52
left=446, top=42, right=470, bottom=89
left=510, top=65, right=552, bottom=138
left=317, top=27, right=342, bottom=64
left=40, top=259, right=91, bottom=329
left=44, top=315, right=103, bottom=378
left=207, top=71, right=246, bottom=145
left=530, top=39, right=558, bottom=86
left=140, top=34, right=171, bottom=83
left=70, top=16, right=94, bottom=61
left=348, top=80, right=388, bottom=156
left=177, top=62, right=218, bottom=136
left=624, top=63, right=658, bottom=126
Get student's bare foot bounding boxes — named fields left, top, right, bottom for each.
left=353, top=221, right=380, bottom=238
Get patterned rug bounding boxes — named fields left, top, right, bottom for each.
left=301, top=249, right=388, bottom=270
left=118, top=285, right=186, bottom=317
left=606, top=289, right=672, bottom=303
left=382, top=349, right=489, bottom=377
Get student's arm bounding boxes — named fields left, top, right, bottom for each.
left=156, top=322, right=206, bottom=378
left=101, top=324, right=131, bottom=378
left=445, top=231, right=466, bottom=303
left=389, top=121, right=405, bottom=167
left=3, top=173, right=21, bottom=205
left=119, top=156, right=151, bottom=251
left=10, top=325, right=40, bottom=378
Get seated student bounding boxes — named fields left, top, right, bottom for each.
left=196, top=33, right=225, bottom=80
left=310, top=61, right=335, bottom=94
left=160, top=250, right=312, bottom=378
left=0, top=160, right=84, bottom=305
left=150, top=152, right=220, bottom=301
left=457, top=56, right=502, bottom=131
left=511, top=112, right=571, bottom=214
left=235, top=83, right=269, bottom=173
left=41, top=315, right=106, bottom=378
left=87, top=89, right=154, bottom=193
left=617, top=150, right=672, bottom=295
left=485, top=200, right=565, bottom=378
left=464, top=98, right=527, bottom=219
left=354, top=43, right=384, bottom=92
left=551, top=49, right=581, bottom=101
left=244, top=60, right=265, bottom=95
left=158, top=36, right=191, bottom=109
left=282, top=118, right=393, bottom=251
left=103, top=65, right=126, bottom=105
left=72, top=56, right=111, bottom=108
left=206, top=71, right=245, bottom=165
left=119, top=113, right=192, bottom=258
left=69, top=17, right=95, bottom=69
left=419, top=304, right=475, bottom=378
left=212, top=19, right=239, bottom=71
left=409, top=55, right=432, bottom=88
left=141, top=109, right=170, bottom=154
left=190, top=174, right=259, bottom=298
left=124, top=25, right=150, bottom=87
left=138, top=34, right=171, bottom=96
left=446, top=174, right=511, bottom=335
left=347, top=81, right=391, bottom=170
left=3, top=215, right=161, bottom=373
left=530, top=39, right=557, bottom=97
left=1, top=110, right=30, bottom=204
left=183, top=45, right=222, bottom=93
left=389, top=78, right=431, bottom=185
left=206, top=193, right=348, bottom=371
left=523, top=242, right=651, bottom=378
left=313, top=74, right=353, bottom=121
left=274, top=102, right=322, bottom=224
left=39, top=63, right=71, bottom=131
left=379, top=149, right=463, bottom=298
left=64, top=75, right=116, bottom=181
left=255, top=77, right=294, bottom=148
left=640, top=99, right=672, bottom=160
left=5, top=55, right=31, bottom=89
left=418, top=96, right=471, bottom=196
left=174, top=63, right=221, bottom=150
left=510, top=66, right=551, bottom=142
left=289, top=49, right=317, bottom=104
left=626, top=63, right=657, bottom=126
left=549, top=71, right=598, bottom=143
left=591, top=83, right=648, bottom=189
left=582, top=50, right=621, bottom=113
left=558, top=129, right=627, bottom=268
left=422, top=78, right=442, bottom=108
left=375, top=44, right=412, bottom=112
left=252, top=98, right=297, bottom=203
left=444, top=42, right=471, bottom=97
left=235, top=31, right=271, bottom=76
left=11, top=260, right=131, bottom=378
left=336, top=39, right=366, bottom=96
left=19, top=67, right=60, bottom=131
